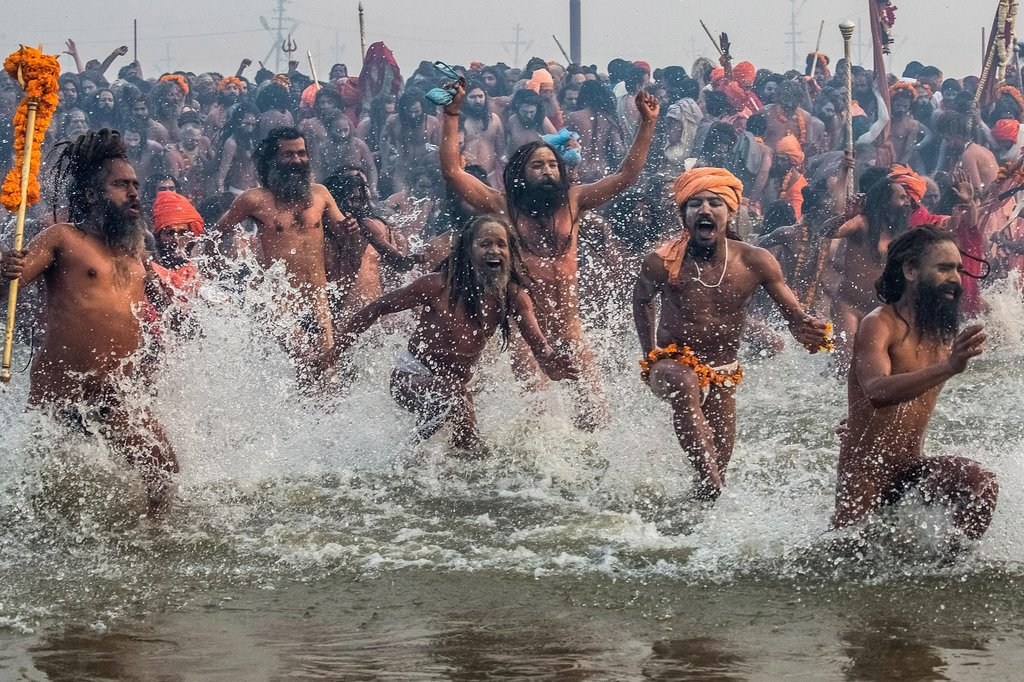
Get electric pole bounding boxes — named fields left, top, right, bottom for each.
left=502, top=24, right=532, bottom=67
left=787, top=0, right=810, bottom=71
left=569, top=0, right=581, bottom=64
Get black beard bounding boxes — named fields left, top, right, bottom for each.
left=267, top=162, right=313, bottom=203
left=686, top=237, right=718, bottom=261
left=854, top=88, right=873, bottom=104
left=913, top=280, right=961, bottom=343
left=158, top=250, right=188, bottom=268
left=100, top=199, right=144, bottom=252
left=514, top=179, right=568, bottom=221
left=400, top=112, right=424, bottom=129
left=890, top=205, right=911, bottom=232
left=463, top=102, right=489, bottom=123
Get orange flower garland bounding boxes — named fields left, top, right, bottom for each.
left=889, top=81, right=917, bottom=101
left=1, top=46, right=60, bottom=213
left=819, top=322, right=835, bottom=352
left=996, top=85, right=1024, bottom=118
left=159, top=73, right=190, bottom=95
left=775, top=106, right=807, bottom=144
left=639, top=344, right=744, bottom=387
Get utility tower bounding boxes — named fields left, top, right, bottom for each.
left=260, top=0, right=294, bottom=72
left=502, top=24, right=533, bottom=67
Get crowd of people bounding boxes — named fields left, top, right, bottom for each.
left=0, top=35, right=1016, bottom=547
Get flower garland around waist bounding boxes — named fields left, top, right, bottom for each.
left=639, top=344, right=744, bottom=387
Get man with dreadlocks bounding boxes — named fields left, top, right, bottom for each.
left=831, top=227, right=997, bottom=544
left=336, top=215, right=576, bottom=455
left=213, top=127, right=353, bottom=386
left=440, top=77, right=659, bottom=430
left=0, top=129, right=178, bottom=515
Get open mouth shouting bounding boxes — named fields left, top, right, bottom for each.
left=693, top=216, right=716, bottom=239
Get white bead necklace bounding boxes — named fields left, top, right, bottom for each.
left=691, top=237, right=729, bottom=289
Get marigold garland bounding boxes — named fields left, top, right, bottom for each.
left=995, top=85, right=1024, bottom=118
left=158, top=73, right=190, bottom=95
left=639, top=344, right=744, bottom=387
left=775, top=106, right=807, bottom=144
left=1, top=46, right=60, bottom=213
left=819, top=322, right=835, bottom=352
left=217, top=75, right=244, bottom=92
left=889, top=81, right=917, bottom=102
left=996, top=157, right=1024, bottom=188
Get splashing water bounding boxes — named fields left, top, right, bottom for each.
left=1, top=266, right=1023, bottom=676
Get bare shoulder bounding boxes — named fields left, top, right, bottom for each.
left=858, top=305, right=899, bottom=344
left=639, top=249, right=668, bottom=282
left=414, top=272, right=447, bottom=299
left=734, top=239, right=776, bottom=266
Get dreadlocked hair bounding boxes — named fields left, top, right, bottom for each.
left=49, top=128, right=128, bottom=222
left=875, top=226, right=956, bottom=304
left=502, top=140, right=568, bottom=227
left=253, top=126, right=304, bottom=187
left=437, top=214, right=525, bottom=351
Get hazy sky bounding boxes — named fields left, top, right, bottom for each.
left=3, top=1, right=1006, bottom=80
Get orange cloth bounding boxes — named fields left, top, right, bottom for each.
left=159, top=73, right=189, bottom=95
left=774, top=133, right=805, bottom=166
left=889, top=81, right=917, bottom=101
left=672, top=166, right=744, bottom=211
left=152, top=191, right=204, bottom=235
left=993, top=118, right=1021, bottom=143
left=733, top=61, right=756, bottom=88
left=888, top=164, right=926, bottom=203
left=300, top=83, right=320, bottom=109
left=783, top=173, right=808, bottom=220
left=217, top=76, right=244, bottom=92
left=710, top=66, right=725, bottom=83
left=654, top=236, right=688, bottom=285
left=525, top=67, right=554, bottom=93
left=151, top=261, right=200, bottom=296
left=717, top=80, right=748, bottom=113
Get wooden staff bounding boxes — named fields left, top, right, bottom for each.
left=552, top=34, right=570, bottom=63
left=809, top=20, right=825, bottom=78
left=840, top=20, right=856, bottom=198
left=359, top=2, right=366, bottom=65
left=307, top=50, right=320, bottom=89
left=699, top=19, right=723, bottom=56
left=2, top=65, right=40, bottom=383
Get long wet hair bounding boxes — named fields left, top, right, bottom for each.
left=437, top=214, right=525, bottom=350
left=875, top=226, right=956, bottom=304
left=863, top=175, right=906, bottom=262
left=253, top=126, right=305, bottom=187
left=49, top=128, right=129, bottom=222
left=502, top=140, right=570, bottom=226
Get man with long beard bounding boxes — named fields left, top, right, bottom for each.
left=381, top=90, right=440, bottom=193
left=213, top=127, right=352, bottom=386
left=0, top=129, right=178, bottom=516
left=336, top=215, right=575, bottom=455
left=831, top=227, right=997, bottom=543
left=632, top=167, right=826, bottom=502
left=459, top=80, right=504, bottom=185
left=440, top=77, right=659, bottom=430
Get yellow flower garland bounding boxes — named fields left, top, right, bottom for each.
left=1, top=46, right=60, bottom=213
left=639, top=344, right=744, bottom=387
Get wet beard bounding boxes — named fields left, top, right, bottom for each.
left=913, top=280, right=961, bottom=344
left=158, top=248, right=188, bottom=268
left=267, top=162, right=313, bottom=204
left=891, top=205, right=911, bottom=232
left=515, top=179, right=568, bottom=222
left=99, top=199, right=145, bottom=253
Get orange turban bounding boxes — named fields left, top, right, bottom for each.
left=525, top=67, right=554, bottom=93
left=710, top=66, right=725, bottom=83
left=993, top=118, right=1021, bottom=143
left=152, top=191, right=204, bottom=235
left=217, top=76, right=244, bottom=92
left=888, top=164, right=926, bottom=203
left=673, top=167, right=744, bottom=212
left=733, top=61, right=756, bottom=88
left=159, top=73, right=189, bottom=95
left=775, top=133, right=805, bottom=166
left=889, top=81, right=917, bottom=101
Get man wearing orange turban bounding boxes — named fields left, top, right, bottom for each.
left=635, top=165, right=827, bottom=501
left=772, top=134, right=807, bottom=219
left=992, top=118, right=1022, bottom=163
left=151, top=191, right=204, bottom=295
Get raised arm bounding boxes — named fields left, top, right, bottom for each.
left=96, top=46, right=129, bottom=76
left=440, top=79, right=508, bottom=214
left=62, top=39, right=84, bottom=74
left=574, top=90, right=660, bottom=211
left=632, top=252, right=667, bottom=356
left=854, top=313, right=984, bottom=408
left=756, top=247, right=826, bottom=349
left=336, top=273, right=443, bottom=352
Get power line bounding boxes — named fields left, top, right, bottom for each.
left=501, top=23, right=533, bottom=67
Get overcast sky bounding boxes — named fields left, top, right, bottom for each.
left=4, top=1, right=1005, bottom=80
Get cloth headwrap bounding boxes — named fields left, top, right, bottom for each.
left=710, top=66, right=725, bottom=84
left=300, top=83, right=320, bottom=109
left=159, top=73, right=190, bottom=95
left=152, top=191, right=204, bottom=235
left=672, top=166, right=744, bottom=212
left=717, top=80, right=748, bottom=112
left=217, top=76, right=244, bottom=92
left=888, top=164, right=926, bottom=203
left=733, top=61, right=756, bottom=88
left=889, top=81, right=917, bottom=101
left=271, top=73, right=291, bottom=89
left=996, top=85, right=1024, bottom=120
left=633, top=60, right=651, bottom=75
left=541, top=128, right=582, bottom=167
left=774, top=133, right=805, bottom=166
left=525, top=67, right=554, bottom=94
left=335, top=76, right=362, bottom=105
left=993, top=118, right=1021, bottom=143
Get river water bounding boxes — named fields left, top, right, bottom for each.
left=1, top=272, right=1023, bottom=680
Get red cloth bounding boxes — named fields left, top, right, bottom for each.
left=151, top=261, right=200, bottom=297
left=733, top=61, right=756, bottom=88
left=993, top=118, right=1020, bottom=143
left=152, top=191, right=204, bottom=235
left=358, top=42, right=403, bottom=110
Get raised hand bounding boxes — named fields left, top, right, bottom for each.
left=947, top=324, right=985, bottom=374
left=63, top=39, right=78, bottom=56
left=950, top=167, right=975, bottom=205
left=443, top=77, right=466, bottom=117
left=635, top=89, right=660, bottom=122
